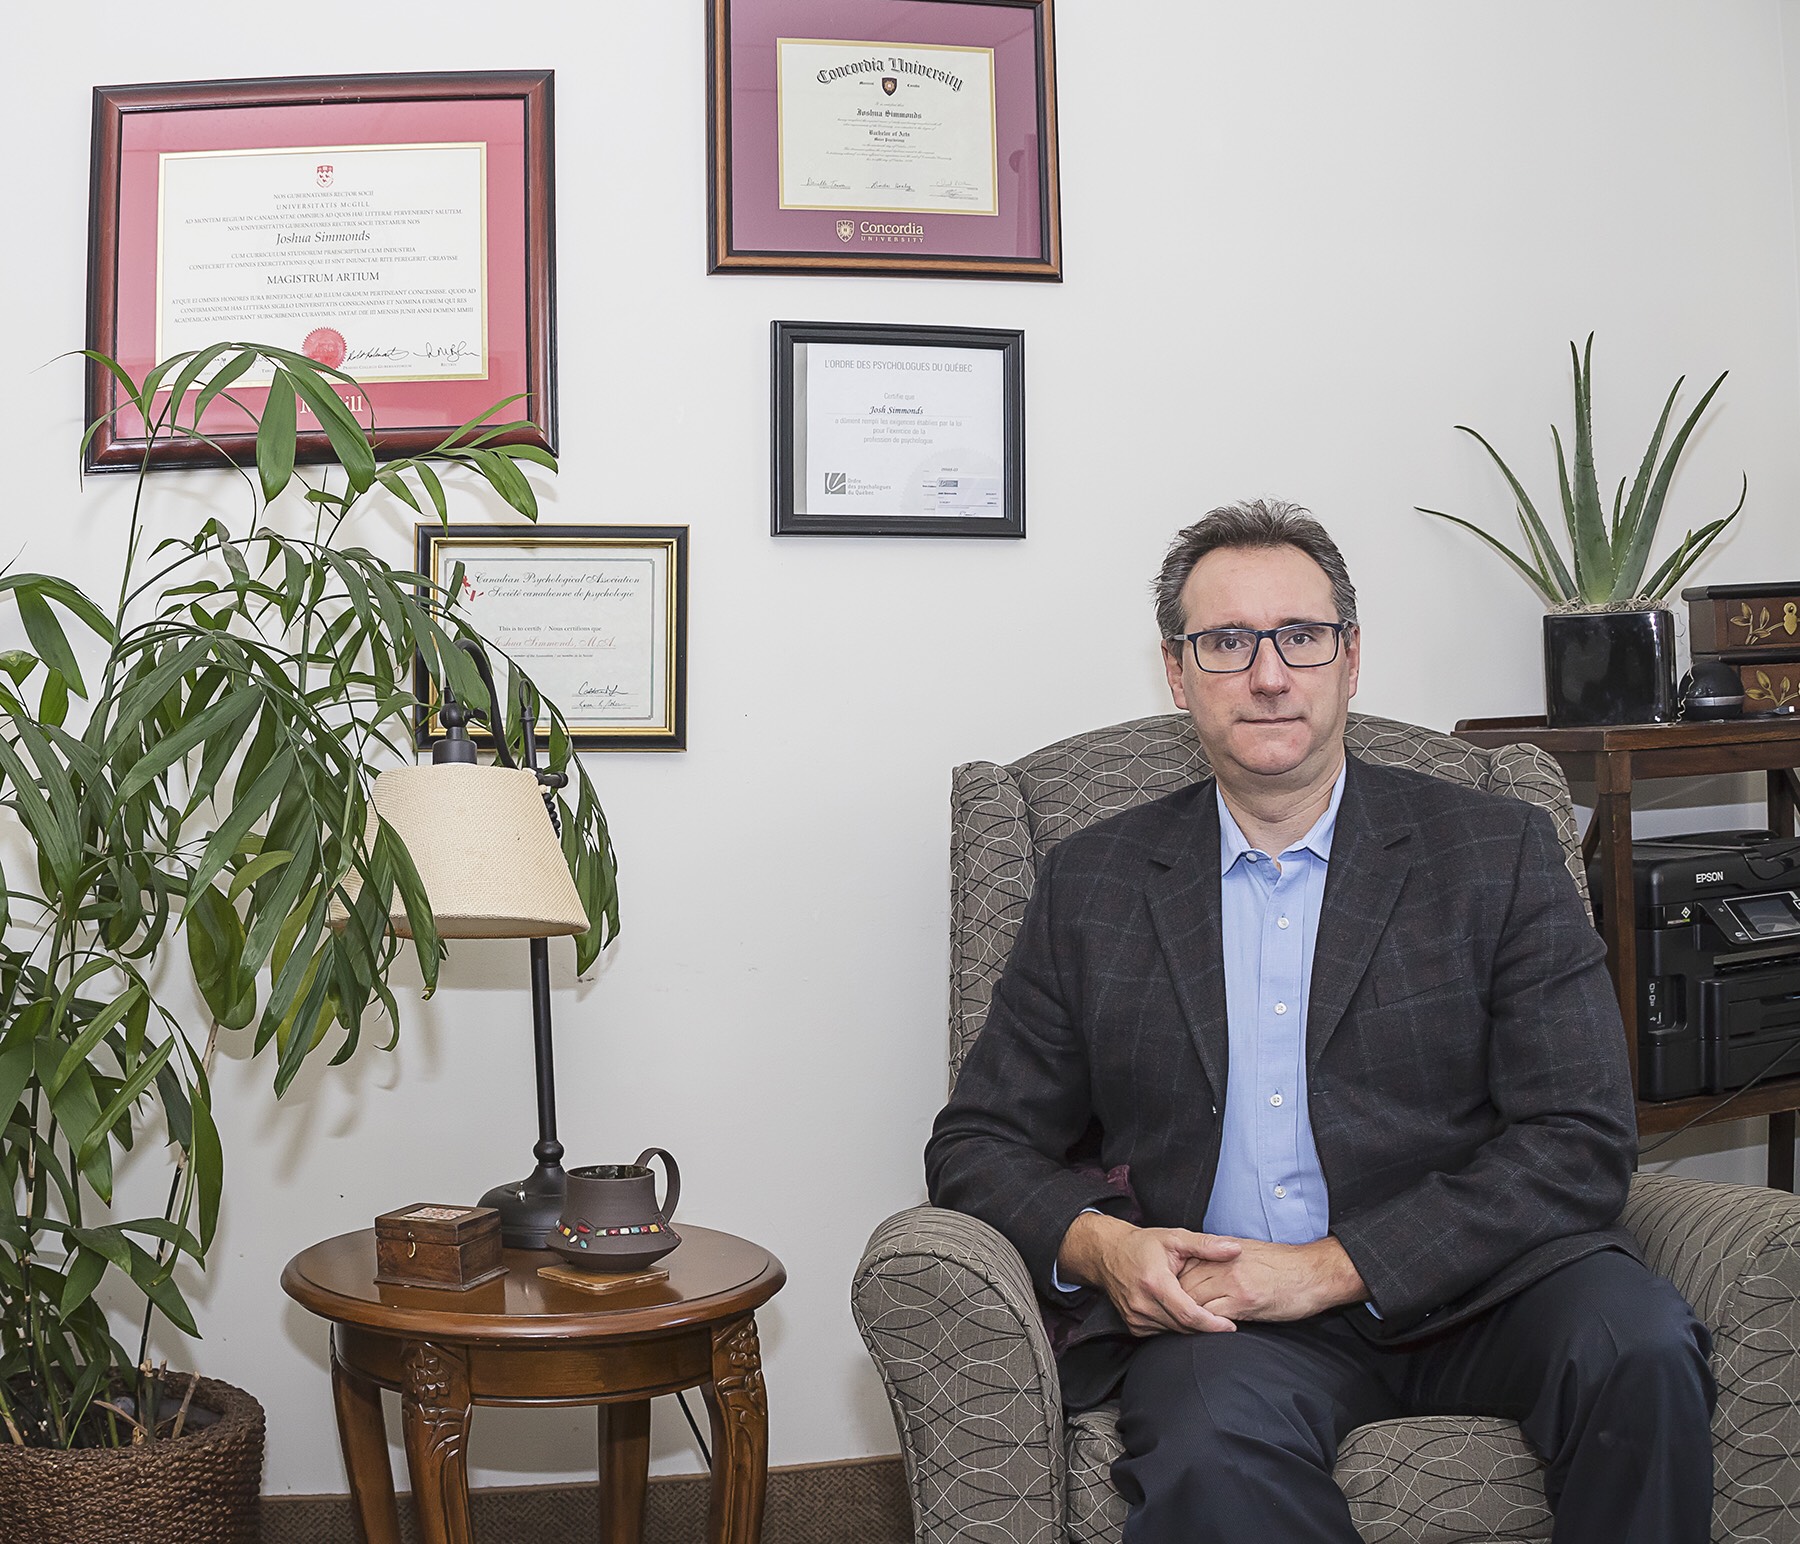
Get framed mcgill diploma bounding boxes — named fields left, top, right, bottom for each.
left=773, top=320, right=1024, bottom=537
left=708, top=0, right=1061, bottom=279
left=86, top=71, right=555, bottom=473
left=415, top=526, right=689, bottom=752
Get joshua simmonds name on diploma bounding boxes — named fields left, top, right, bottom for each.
left=156, top=142, right=489, bottom=381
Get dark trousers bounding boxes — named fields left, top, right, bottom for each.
left=1112, top=1251, right=1715, bottom=1544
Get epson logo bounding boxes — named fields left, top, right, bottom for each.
left=1695, top=870, right=1726, bottom=885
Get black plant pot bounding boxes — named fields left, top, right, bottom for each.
left=1543, top=608, right=1677, bottom=728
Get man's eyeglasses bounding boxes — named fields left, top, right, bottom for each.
left=1167, top=622, right=1352, bottom=674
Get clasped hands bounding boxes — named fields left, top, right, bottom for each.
left=1056, top=1211, right=1368, bottom=1336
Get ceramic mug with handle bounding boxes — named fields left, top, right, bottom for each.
left=550, top=1148, right=681, bottom=1271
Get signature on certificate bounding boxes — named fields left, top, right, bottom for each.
left=343, top=339, right=479, bottom=368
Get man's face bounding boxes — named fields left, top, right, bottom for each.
left=1161, top=543, right=1360, bottom=788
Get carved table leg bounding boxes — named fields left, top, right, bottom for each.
left=331, top=1332, right=402, bottom=1544
left=597, top=1399, right=652, bottom=1544
left=702, top=1315, right=769, bottom=1544
left=400, top=1341, right=475, bottom=1544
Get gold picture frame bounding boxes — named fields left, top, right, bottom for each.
left=415, top=524, right=688, bottom=751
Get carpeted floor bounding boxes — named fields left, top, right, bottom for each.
left=260, top=1455, right=911, bottom=1544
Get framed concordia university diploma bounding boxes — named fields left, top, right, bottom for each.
left=708, top=0, right=1061, bottom=279
left=86, top=72, right=555, bottom=472
left=773, top=321, right=1024, bottom=537
left=416, top=525, right=689, bottom=752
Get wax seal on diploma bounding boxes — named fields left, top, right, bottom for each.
left=302, top=327, right=347, bottom=369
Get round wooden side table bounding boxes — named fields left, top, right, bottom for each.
left=282, top=1224, right=785, bottom=1544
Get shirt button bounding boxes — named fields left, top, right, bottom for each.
left=1273, top=1185, right=1287, bottom=1199
left=1274, top=1002, right=1288, bottom=1015
left=1269, top=1092, right=1283, bottom=1107
left=1278, top=916, right=1291, bottom=929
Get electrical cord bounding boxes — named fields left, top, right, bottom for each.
left=676, top=1390, right=712, bottom=1469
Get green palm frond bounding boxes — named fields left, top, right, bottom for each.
left=1, top=343, right=619, bottom=1448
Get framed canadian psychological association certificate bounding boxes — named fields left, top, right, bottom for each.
left=86, top=71, right=555, bottom=473
left=708, top=0, right=1061, bottom=279
left=772, top=321, right=1024, bottom=537
left=415, top=525, right=689, bottom=752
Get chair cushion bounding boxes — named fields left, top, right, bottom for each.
left=1335, top=1417, right=1552, bottom=1543
left=1063, top=1404, right=1551, bottom=1544
left=1064, top=1406, right=1130, bottom=1544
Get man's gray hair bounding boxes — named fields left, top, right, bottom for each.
left=1152, top=499, right=1359, bottom=641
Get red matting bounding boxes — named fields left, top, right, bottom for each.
left=88, top=74, right=553, bottom=471
left=714, top=0, right=1058, bottom=276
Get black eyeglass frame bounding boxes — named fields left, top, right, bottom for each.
left=1167, top=621, right=1354, bottom=673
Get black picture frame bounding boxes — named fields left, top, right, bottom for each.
left=414, top=524, right=689, bottom=752
left=708, top=0, right=1061, bottom=280
left=772, top=320, right=1025, bottom=538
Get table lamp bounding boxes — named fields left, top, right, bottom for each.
left=345, top=641, right=589, bottom=1248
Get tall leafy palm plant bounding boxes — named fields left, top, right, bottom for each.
left=0, top=343, right=618, bottom=1448
left=1418, top=334, right=1746, bottom=606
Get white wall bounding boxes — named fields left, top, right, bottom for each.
left=8, top=0, right=1800, bottom=1496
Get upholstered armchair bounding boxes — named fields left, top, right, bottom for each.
left=853, top=711, right=1800, bottom=1544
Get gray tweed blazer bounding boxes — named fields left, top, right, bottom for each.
left=925, top=752, right=1640, bottom=1408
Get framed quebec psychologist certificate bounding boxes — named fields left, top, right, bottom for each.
left=773, top=320, right=1024, bottom=537
left=86, top=71, right=555, bottom=472
left=708, top=0, right=1061, bottom=279
left=416, top=525, right=689, bottom=751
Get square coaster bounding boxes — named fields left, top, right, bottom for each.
left=536, top=1262, right=670, bottom=1295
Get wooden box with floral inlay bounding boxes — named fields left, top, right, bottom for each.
left=1684, top=581, right=1800, bottom=655
left=373, top=1202, right=505, bottom=1291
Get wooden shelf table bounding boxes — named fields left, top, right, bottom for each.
left=283, top=1225, right=785, bottom=1544
left=1456, top=716, right=1800, bottom=1187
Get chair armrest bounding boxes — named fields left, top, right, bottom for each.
left=1623, top=1171, right=1800, bottom=1534
left=853, top=1205, right=1066, bottom=1544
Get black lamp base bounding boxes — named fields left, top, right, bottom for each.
left=480, top=1160, right=566, bottom=1251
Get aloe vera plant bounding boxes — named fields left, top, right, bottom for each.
left=1419, top=335, right=1746, bottom=607
left=0, top=343, right=618, bottom=1447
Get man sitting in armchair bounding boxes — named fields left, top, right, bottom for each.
left=925, top=500, right=1715, bottom=1544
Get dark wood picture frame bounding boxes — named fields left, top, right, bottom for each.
left=772, top=320, right=1025, bottom=538
left=86, top=70, right=557, bottom=473
left=414, top=524, right=689, bottom=752
left=708, top=0, right=1061, bottom=279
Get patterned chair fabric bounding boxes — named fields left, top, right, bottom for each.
left=857, top=711, right=1800, bottom=1544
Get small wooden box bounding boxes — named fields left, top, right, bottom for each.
left=374, top=1203, right=505, bottom=1291
left=1683, top=582, right=1800, bottom=655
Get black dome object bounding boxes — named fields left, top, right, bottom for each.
left=1679, top=660, right=1745, bottom=720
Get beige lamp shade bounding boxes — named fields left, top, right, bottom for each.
left=331, top=764, right=589, bottom=939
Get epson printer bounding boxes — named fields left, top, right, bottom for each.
left=1592, top=831, right=1800, bottom=1102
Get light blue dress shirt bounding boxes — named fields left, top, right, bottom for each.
left=1050, top=763, right=1347, bottom=1293
left=1202, top=764, right=1345, bottom=1243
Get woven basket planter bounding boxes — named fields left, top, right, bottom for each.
left=0, top=1375, right=264, bottom=1544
